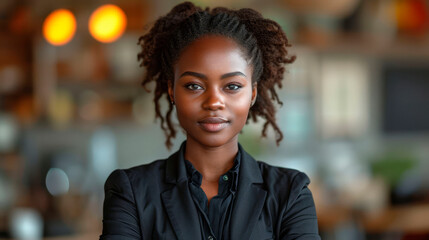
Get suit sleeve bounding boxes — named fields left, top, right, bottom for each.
left=100, top=169, right=141, bottom=240
left=280, top=172, right=321, bottom=240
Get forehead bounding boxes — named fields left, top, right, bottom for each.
left=174, top=35, right=251, bottom=77
left=180, top=35, right=245, bottom=57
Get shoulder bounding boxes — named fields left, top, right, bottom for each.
left=255, top=162, right=320, bottom=238
left=256, top=161, right=312, bottom=205
left=257, top=161, right=310, bottom=187
left=238, top=144, right=312, bottom=202
left=104, top=159, right=167, bottom=191
left=125, top=159, right=167, bottom=180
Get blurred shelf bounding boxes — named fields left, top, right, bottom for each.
left=295, top=31, right=429, bottom=60
left=43, top=232, right=100, bottom=240
left=362, top=203, right=429, bottom=234
left=56, top=80, right=145, bottom=100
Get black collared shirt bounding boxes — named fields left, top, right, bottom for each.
left=183, top=147, right=241, bottom=240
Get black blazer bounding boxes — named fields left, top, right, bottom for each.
left=100, top=143, right=320, bottom=240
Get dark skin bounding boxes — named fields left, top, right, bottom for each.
left=168, top=35, right=257, bottom=203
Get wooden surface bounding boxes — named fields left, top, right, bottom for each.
left=362, top=203, right=429, bottom=234
left=318, top=202, right=429, bottom=234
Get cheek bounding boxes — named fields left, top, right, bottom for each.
left=230, top=93, right=252, bottom=121
left=234, top=104, right=251, bottom=121
left=173, top=92, right=197, bottom=123
left=176, top=105, right=194, bottom=119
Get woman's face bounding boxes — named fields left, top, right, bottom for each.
left=169, top=35, right=256, bottom=148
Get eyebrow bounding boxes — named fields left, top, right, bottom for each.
left=179, top=71, right=246, bottom=80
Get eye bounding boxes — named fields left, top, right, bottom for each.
left=225, top=83, right=242, bottom=91
left=185, top=83, right=203, bottom=91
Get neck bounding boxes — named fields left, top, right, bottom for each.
left=184, top=138, right=238, bottom=183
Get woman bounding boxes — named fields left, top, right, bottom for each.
left=100, top=2, right=320, bottom=239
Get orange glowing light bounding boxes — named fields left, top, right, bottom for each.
left=43, top=9, right=77, bottom=46
left=89, top=4, right=127, bottom=43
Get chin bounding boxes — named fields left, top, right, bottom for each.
left=187, top=133, right=238, bottom=148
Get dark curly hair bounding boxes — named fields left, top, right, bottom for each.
left=137, top=2, right=295, bottom=149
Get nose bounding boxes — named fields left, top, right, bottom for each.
left=202, top=87, right=225, bottom=111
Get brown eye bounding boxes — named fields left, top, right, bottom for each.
left=225, top=84, right=242, bottom=91
left=185, top=83, right=203, bottom=91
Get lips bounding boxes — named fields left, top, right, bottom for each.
left=198, top=117, right=230, bottom=132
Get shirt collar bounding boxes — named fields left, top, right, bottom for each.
left=181, top=143, right=241, bottom=192
left=166, top=141, right=263, bottom=184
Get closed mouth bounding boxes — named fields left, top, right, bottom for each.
left=197, top=117, right=230, bottom=132
left=198, top=117, right=229, bottom=124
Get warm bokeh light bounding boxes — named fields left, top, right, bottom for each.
left=89, top=4, right=127, bottom=43
left=395, top=0, right=428, bottom=33
left=43, top=9, right=76, bottom=46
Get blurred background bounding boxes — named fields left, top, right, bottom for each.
left=1, top=0, right=429, bottom=239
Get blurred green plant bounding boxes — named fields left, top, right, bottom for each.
left=371, top=150, right=416, bottom=188
left=238, top=127, right=263, bottom=157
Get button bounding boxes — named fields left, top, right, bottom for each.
left=222, top=175, right=229, bottom=181
left=208, top=236, right=214, bottom=240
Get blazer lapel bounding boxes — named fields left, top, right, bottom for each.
left=230, top=145, right=268, bottom=240
left=161, top=182, right=201, bottom=240
left=161, top=143, right=201, bottom=240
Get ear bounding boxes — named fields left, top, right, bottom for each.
left=251, top=82, right=257, bottom=107
left=168, top=80, right=174, bottom=103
